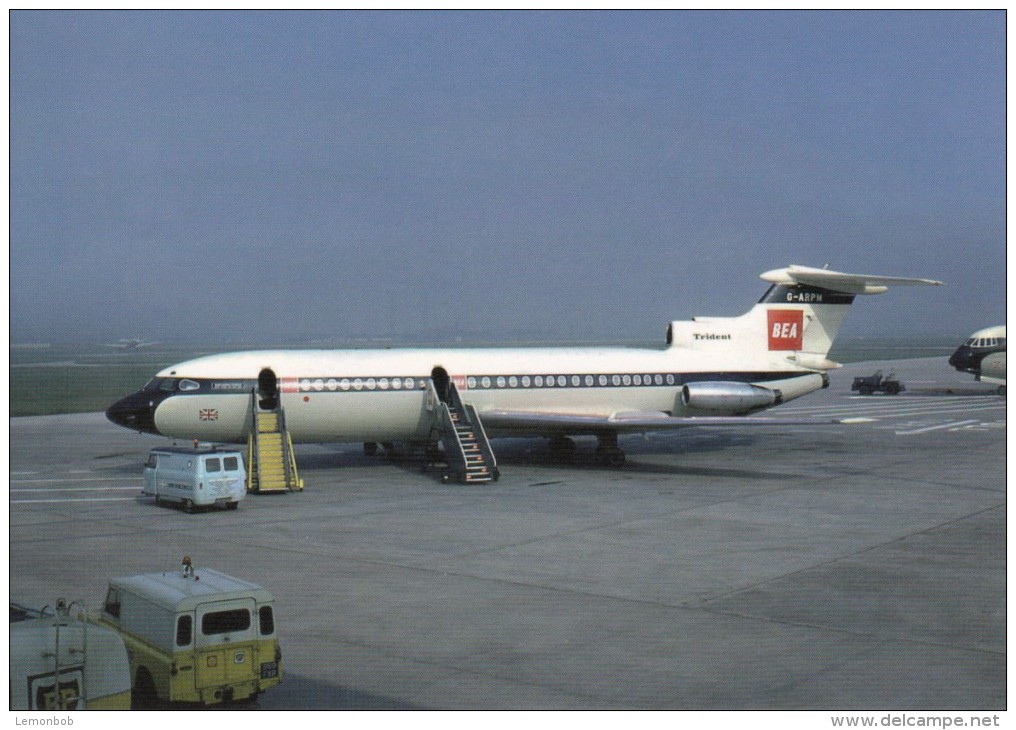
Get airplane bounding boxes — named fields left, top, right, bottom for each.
left=105, top=338, right=159, bottom=350
left=106, top=265, right=943, bottom=474
left=948, top=325, right=1006, bottom=391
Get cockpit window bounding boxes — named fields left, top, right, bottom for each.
left=142, top=377, right=199, bottom=392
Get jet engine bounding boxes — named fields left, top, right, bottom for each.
left=680, top=382, right=782, bottom=413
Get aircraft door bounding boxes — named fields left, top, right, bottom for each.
left=258, top=368, right=279, bottom=410
left=431, top=367, right=450, bottom=403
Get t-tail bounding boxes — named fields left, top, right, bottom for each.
left=667, top=264, right=944, bottom=373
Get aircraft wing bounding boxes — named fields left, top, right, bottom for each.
left=760, top=265, right=944, bottom=294
left=479, top=409, right=853, bottom=435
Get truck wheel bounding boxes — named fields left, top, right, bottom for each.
left=183, top=499, right=194, bottom=513
left=884, top=382, right=900, bottom=395
left=132, top=668, right=158, bottom=709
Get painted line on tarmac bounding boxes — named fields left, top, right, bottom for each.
left=11, top=486, right=140, bottom=493
left=11, top=497, right=138, bottom=504
left=10, top=477, right=139, bottom=484
left=895, top=419, right=981, bottom=435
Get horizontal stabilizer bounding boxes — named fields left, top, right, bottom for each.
left=760, top=265, right=944, bottom=295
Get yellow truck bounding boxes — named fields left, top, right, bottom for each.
left=93, top=558, right=282, bottom=707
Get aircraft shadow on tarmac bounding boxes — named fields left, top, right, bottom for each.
left=296, top=432, right=806, bottom=482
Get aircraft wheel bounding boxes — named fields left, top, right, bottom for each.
left=363, top=442, right=379, bottom=456
left=597, top=447, right=626, bottom=468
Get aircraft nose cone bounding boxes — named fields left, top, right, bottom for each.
left=106, top=392, right=160, bottom=435
left=949, top=347, right=970, bottom=370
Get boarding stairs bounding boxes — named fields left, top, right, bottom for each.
left=436, top=383, right=498, bottom=484
left=247, top=396, right=303, bottom=493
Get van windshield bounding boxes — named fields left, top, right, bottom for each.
left=205, top=458, right=221, bottom=472
left=223, top=456, right=239, bottom=471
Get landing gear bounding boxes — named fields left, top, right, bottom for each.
left=548, top=435, right=576, bottom=462
left=595, top=433, right=626, bottom=468
left=363, top=442, right=379, bottom=456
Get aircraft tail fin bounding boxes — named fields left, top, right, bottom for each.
left=666, top=265, right=942, bottom=369
left=754, top=265, right=944, bottom=365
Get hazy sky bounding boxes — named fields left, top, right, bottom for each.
left=10, top=11, right=1006, bottom=345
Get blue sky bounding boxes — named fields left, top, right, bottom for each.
left=10, top=11, right=1005, bottom=344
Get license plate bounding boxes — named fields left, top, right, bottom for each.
left=260, top=662, right=278, bottom=679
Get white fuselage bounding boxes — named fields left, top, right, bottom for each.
left=138, top=344, right=821, bottom=444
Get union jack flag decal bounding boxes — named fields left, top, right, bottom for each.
left=199, top=409, right=219, bottom=421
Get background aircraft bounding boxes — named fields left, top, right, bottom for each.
left=104, top=338, right=159, bottom=351
left=949, top=326, right=1006, bottom=391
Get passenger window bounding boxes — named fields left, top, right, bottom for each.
left=259, top=606, right=275, bottom=635
left=223, top=457, right=239, bottom=472
left=202, top=609, right=251, bottom=635
left=104, top=588, right=121, bottom=619
left=179, top=379, right=201, bottom=392
left=205, top=458, right=221, bottom=473
left=176, top=615, right=193, bottom=646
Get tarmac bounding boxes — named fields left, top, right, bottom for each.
left=8, top=357, right=1006, bottom=710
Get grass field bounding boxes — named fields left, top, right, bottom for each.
left=9, top=337, right=957, bottom=417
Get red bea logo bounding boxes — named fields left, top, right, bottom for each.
left=767, top=310, right=803, bottom=351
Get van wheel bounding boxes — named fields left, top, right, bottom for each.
left=183, top=499, right=194, bottom=513
left=132, top=667, right=158, bottom=709
left=227, top=501, right=239, bottom=510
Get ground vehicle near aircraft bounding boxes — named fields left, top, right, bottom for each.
left=93, top=558, right=282, bottom=707
left=106, top=265, right=942, bottom=474
left=949, top=325, right=1006, bottom=392
left=851, top=370, right=905, bottom=396
left=143, top=446, right=246, bottom=511
left=10, top=598, right=131, bottom=710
